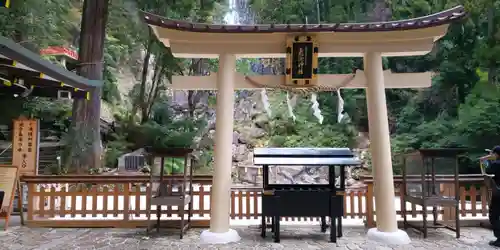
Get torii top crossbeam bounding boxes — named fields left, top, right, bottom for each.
left=143, top=6, right=466, bottom=58
left=142, top=6, right=466, bottom=90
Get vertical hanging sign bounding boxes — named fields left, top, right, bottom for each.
left=285, top=35, right=319, bottom=86
left=12, top=117, right=40, bottom=176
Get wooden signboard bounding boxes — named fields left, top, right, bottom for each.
left=12, top=118, right=40, bottom=176
left=0, top=165, right=19, bottom=230
left=285, top=35, right=319, bottom=86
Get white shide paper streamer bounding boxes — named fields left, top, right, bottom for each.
left=286, top=92, right=297, bottom=121
left=337, top=89, right=345, bottom=123
left=260, top=89, right=272, bottom=118
left=310, top=93, right=324, bottom=124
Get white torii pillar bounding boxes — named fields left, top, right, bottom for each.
left=199, top=53, right=241, bottom=244
left=364, top=52, right=410, bottom=244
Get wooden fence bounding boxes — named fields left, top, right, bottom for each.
left=19, top=174, right=489, bottom=228
left=361, top=174, right=489, bottom=227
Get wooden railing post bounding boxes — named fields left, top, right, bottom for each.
left=365, top=182, right=375, bottom=228
left=440, top=183, right=456, bottom=222
left=27, top=183, right=35, bottom=222
left=123, top=183, right=131, bottom=222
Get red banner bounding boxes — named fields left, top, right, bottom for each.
left=40, top=46, right=78, bottom=60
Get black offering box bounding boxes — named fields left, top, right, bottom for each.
left=253, top=148, right=360, bottom=243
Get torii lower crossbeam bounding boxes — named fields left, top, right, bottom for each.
left=171, top=70, right=431, bottom=90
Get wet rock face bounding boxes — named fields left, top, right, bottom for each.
left=167, top=53, right=373, bottom=187
left=258, top=165, right=365, bottom=189
left=234, top=137, right=369, bottom=188
left=169, top=89, right=367, bottom=188
left=268, top=166, right=330, bottom=185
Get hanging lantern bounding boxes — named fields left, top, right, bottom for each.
left=285, top=35, right=319, bottom=87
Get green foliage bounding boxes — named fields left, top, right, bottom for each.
left=137, top=119, right=204, bottom=149
left=0, top=98, right=71, bottom=125
left=2, top=0, right=500, bottom=176
left=250, top=0, right=500, bottom=175
left=102, top=67, right=121, bottom=104
left=163, top=157, right=185, bottom=174
left=198, top=150, right=214, bottom=170
left=454, top=71, right=500, bottom=148
left=102, top=0, right=221, bottom=171
left=103, top=133, right=131, bottom=168
left=0, top=0, right=77, bottom=48
left=263, top=92, right=357, bottom=148
left=130, top=97, right=206, bottom=149
left=237, top=58, right=259, bottom=75
left=0, top=0, right=222, bottom=174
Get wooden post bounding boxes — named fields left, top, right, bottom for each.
left=17, top=180, right=24, bottom=225
left=67, top=0, right=109, bottom=172
left=123, top=183, right=130, bottom=221
left=365, top=182, right=375, bottom=228
left=440, top=183, right=456, bottom=223
left=26, top=183, right=35, bottom=222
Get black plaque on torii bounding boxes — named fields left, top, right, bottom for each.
left=285, top=35, right=319, bottom=86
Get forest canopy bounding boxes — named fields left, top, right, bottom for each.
left=0, top=0, right=499, bottom=174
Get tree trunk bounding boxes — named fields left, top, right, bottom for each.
left=187, top=59, right=203, bottom=118
left=65, top=0, right=109, bottom=173
left=141, top=60, right=163, bottom=123
left=134, top=36, right=154, bottom=122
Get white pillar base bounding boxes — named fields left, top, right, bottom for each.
left=200, top=229, right=241, bottom=244
left=366, top=228, right=411, bottom=245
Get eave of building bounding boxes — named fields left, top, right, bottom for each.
left=0, top=56, right=90, bottom=99
left=0, top=36, right=102, bottom=89
left=170, top=70, right=432, bottom=90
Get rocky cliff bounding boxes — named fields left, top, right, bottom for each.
left=113, top=50, right=369, bottom=187
left=168, top=88, right=368, bottom=188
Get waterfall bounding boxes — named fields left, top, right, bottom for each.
left=225, top=0, right=273, bottom=119
left=224, top=0, right=238, bottom=24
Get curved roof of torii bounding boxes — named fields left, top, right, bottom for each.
left=143, top=5, right=467, bottom=58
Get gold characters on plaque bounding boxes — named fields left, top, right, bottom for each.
left=16, top=121, right=23, bottom=153
left=297, top=47, right=305, bottom=75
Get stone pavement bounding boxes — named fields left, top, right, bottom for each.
left=0, top=224, right=497, bottom=250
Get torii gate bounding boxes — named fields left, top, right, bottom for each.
left=143, top=6, right=467, bottom=245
